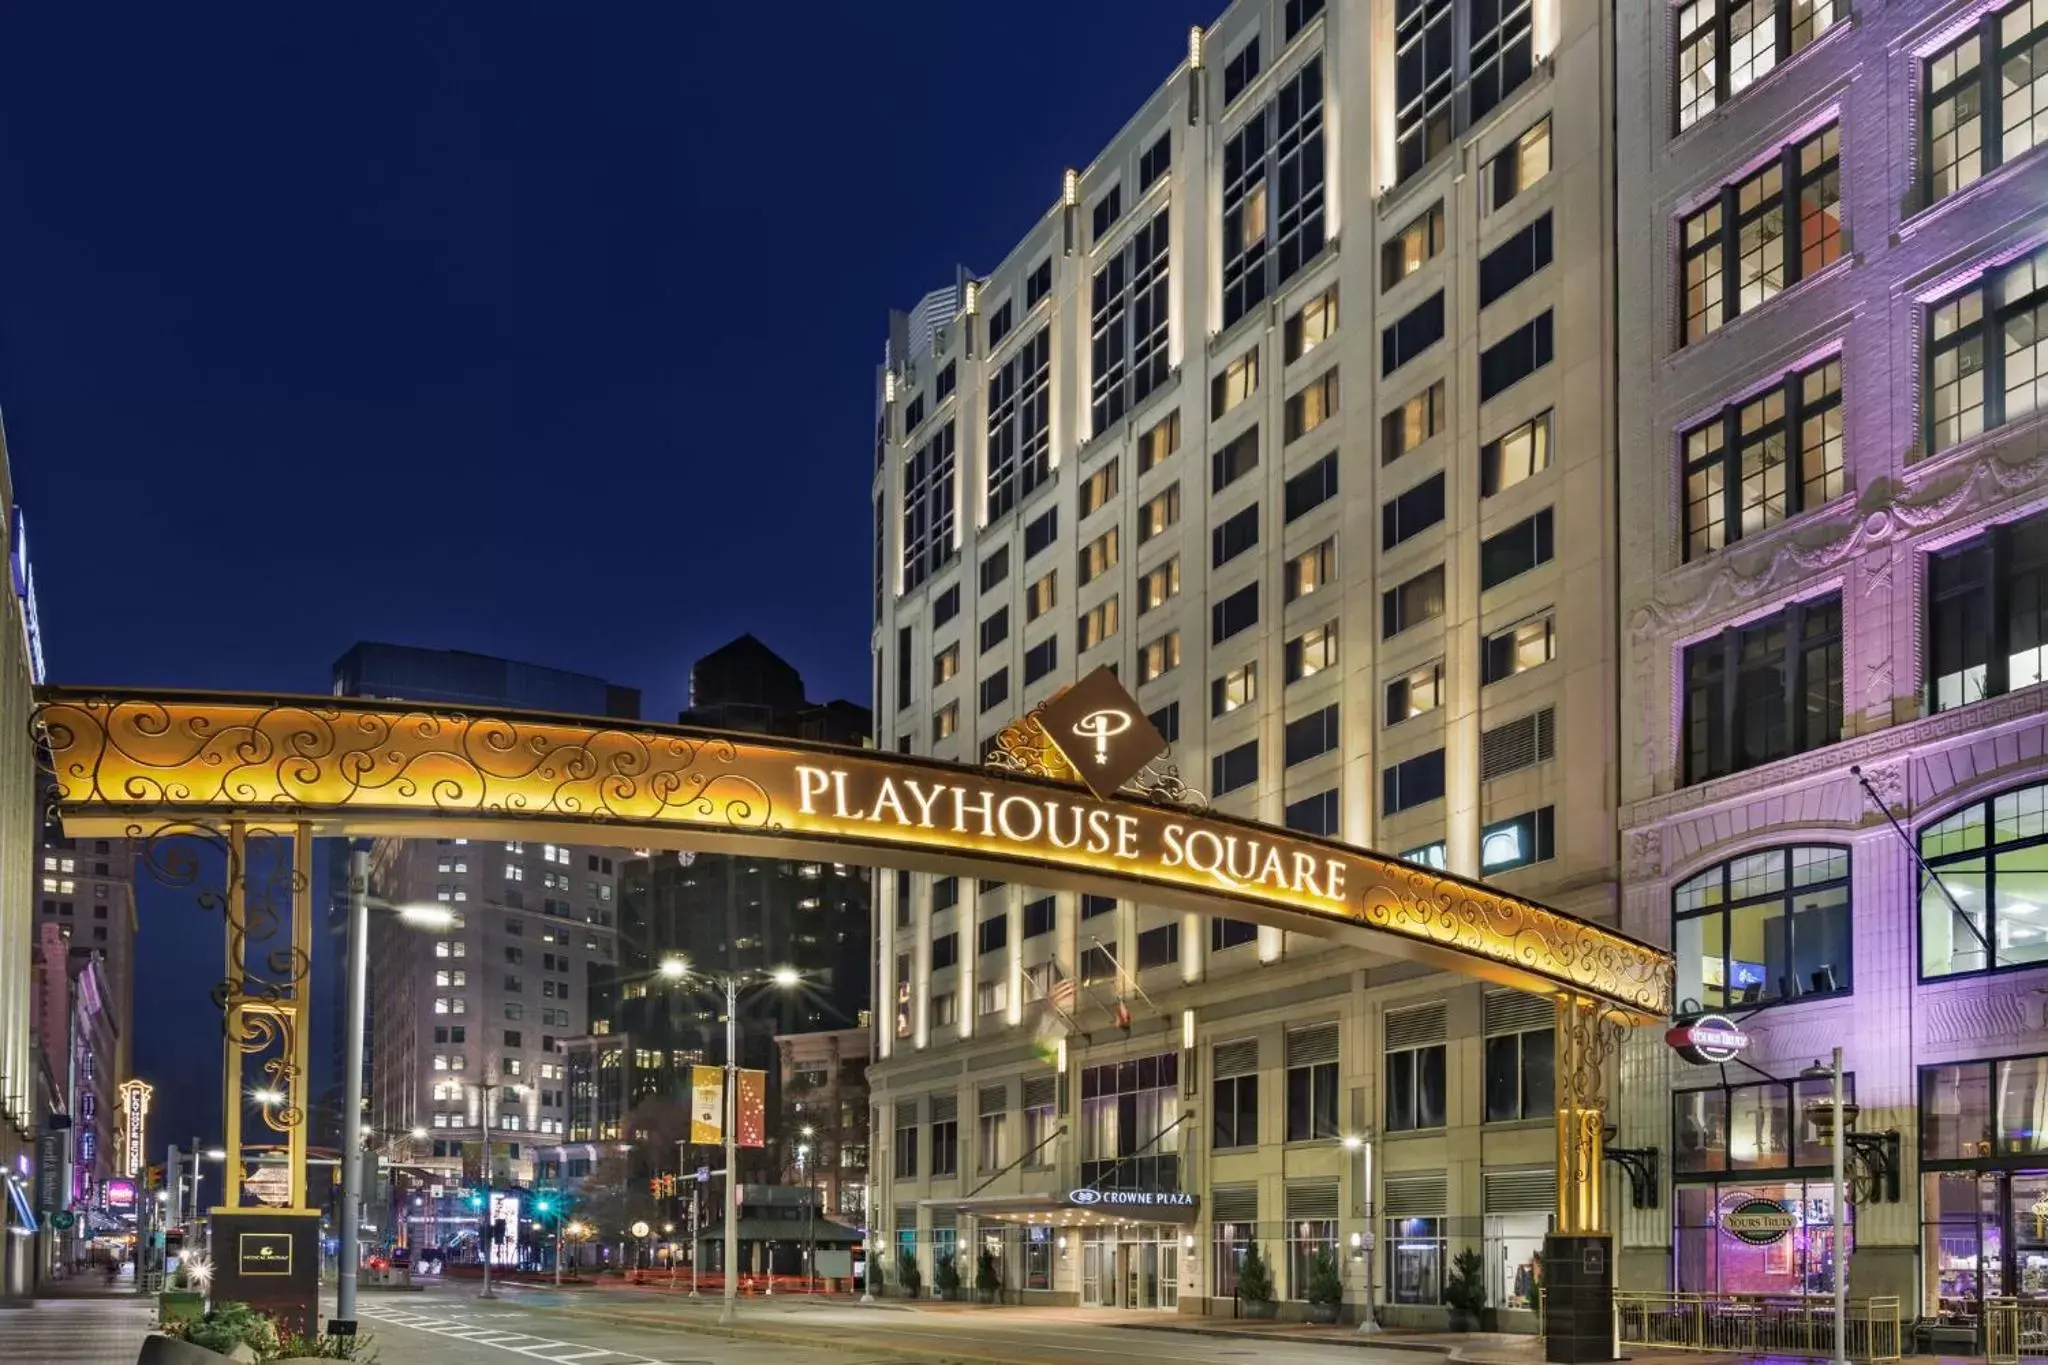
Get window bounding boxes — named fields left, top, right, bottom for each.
left=930, top=1097, right=959, bottom=1178
left=1481, top=806, right=1555, bottom=873
left=1286, top=285, right=1339, bottom=362
left=1395, top=0, right=1455, bottom=180
left=981, top=544, right=1011, bottom=592
left=894, top=1103, right=919, bottom=1178
left=1679, top=125, right=1840, bottom=345
left=1683, top=358, right=1842, bottom=561
left=937, top=359, right=958, bottom=402
left=1406, top=841, right=1449, bottom=870
left=1213, top=917, right=1259, bottom=951
left=1483, top=992, right=1555, bottom=1122
left=1212, top=348, right=1260, bottom=418
left=1383, top=565, right=1446, bottom=638
left=1212, top=428, right=1260, bottom=492
left=1078, top=527, right=1119, bottom=586
left=1929, top=245, right=2048, bottom=455
left=1213, top=505, right=1261, bottom=566
left=1140, top=484, right=1182, bottom=542
left=1383, top=381, right=1446, bottom=463
left=1221, top=55, right=1326, bottom=327
left=1285, top=369, right=1339, bottom=442
left=932, top=644, right=959, bottom=687
left=1024, top=507, right=1058, bottom=559
left=1481, top=116, right=1551, bottom=215
left=987, top=300, right=1013, bottom=349
left=1148, top=701, right=1181, bottom=743
left=1286, top=539, right=1335, bottom=603
left=1080, top=944, right=1117, bottom=986
left=1920, top=782, right=2048, bottom=980
left=1479, top=311, right=1554, bottom=401
left=505, top=1029, right=522, bottom=1048
left=1672, top=1073, right=1850, bottom=1174
left=1678, top=0, right=1847, bottom=133
left=1480, top=411, right=1552, bottom=497
left=1082, top=893, right=1117, bottom=920
left=1091, top=207, right=1171, bottom=433
left=1386, top=660, right=1444, bottom=725
left=1478, top=212, right=1553, bottom=308
left=1136, top=922, right=1181, bottom=970
left=1139, top=131, right=1172, bottom=190
left=1483, top=612, right=1555, bottom=683
left=1023, top=896, right=1055, bottom=938
left=1920, top=1052, right=2048, bottom=1163
left=1383, top=472, right=1447, bottom=549
left=1383, top=748, right=1447, bottom=814
left=1286, top=788, right=1340, bottom=835
left=1479, top=706, right=1556, bottom=780
left=1682, top=593, right=1841, bottom=783
left=1139, top=411, right=1181, bottom=472
left=1080, top=462, right=1120, bottom=518
left=1212, top=1040, right=1259, bottom=1149
left=1080, top=597, right=1120, bottom=650
left=1213, top=740, right=1260, bottom=795
left=980, top=669, right=1010, bottom=714
left=1026, top=572, right=1056, bottom=622
left=933, top=583, right=960, bottom=626
left=1929, top=3, right=2048, bottom=204
left=1384, top=202, right=1445, bottom=290
left=1091, top=184, right=1123, bottom=243
left=1213, top=662, right=1258, bottom=717
left=977, top=913, right=1007, bottom=957
left=1224, top=35, right=1261, bottom=104
left=934, top=876, right=960, bottom=913
left=1385, top=1004, right=1447, bottom=1131
left=1284, top=452, right=1338, bottom=521
left=903, top=391, right=925, bottom=434
left=931, top=933, right=959, bottom=970
left=1140, top=558, right=1181, bottom=614
left=1383, top=291, right=1446, bottom=376
left=988, top=329, right=1052, bottom=521
left=1024, top=636, right=1059, bottom=684
left=1479, top=509, right=1554, bottom=589
left=1285, top=1023, right=1340, bottom=1142
left=1139, top=631, right=1182, bottom=682
left=1928, top=509, right=2048, bottom=713
left=931, top=991, right=959, bottom=1029
left=1285, top=704, right=1340, bottom=766
left=1079, top=1053, right=1182, bottom=1190
left=1212, top=583, right=1260, bottom=642
left=977, top=1088, right=1008, bottom=1167
left=1675, top=845, right=1851, bottom=1010
left=980, top=607, right=1009, bottom=654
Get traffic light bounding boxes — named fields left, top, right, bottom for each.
left=466, top=1190, right=484, bottom=1209
left=145, top=1164, right=163, bottom=1191
left=534, top=1196, right=553, bottom=1215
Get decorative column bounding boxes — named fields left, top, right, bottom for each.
left=1545, top=996, right=1622, bottom=1364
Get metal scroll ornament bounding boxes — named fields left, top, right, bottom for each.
left=985, top=707, right=1082, bottom=785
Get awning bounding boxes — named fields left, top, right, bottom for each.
left=919, top=1189, right=1201, bottom=1227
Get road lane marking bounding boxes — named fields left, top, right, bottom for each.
left=354, top=1303, right=663, bottom=1364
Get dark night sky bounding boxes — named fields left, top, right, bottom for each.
left=0, top=2, right=1217, bottom=1154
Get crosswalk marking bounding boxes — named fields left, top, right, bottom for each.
left=354, top=1301, right=664, bottom=1363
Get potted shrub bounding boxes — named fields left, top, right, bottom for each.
left=932, top=1251, right=962, bottom=1302
left=149, top=1300, right=280, bottom=1362
left=1304, top=1248, right=1344, bottom=1324
left=975, top=1247, right=1001, bottom=1305
left=897, top=1250, right=922, bottom=1301
left=1236, top=1241, right=1277, bottom=1319
left=1444, top=1247, right=1488, bottom=1333
left=156, top=1263, right=206, bottom=1330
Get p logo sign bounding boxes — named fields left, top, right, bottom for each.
left=1039, top=668, right=1169, bottom=800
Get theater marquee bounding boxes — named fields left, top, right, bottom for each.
left=37, top=688, right=1671, bottom=1018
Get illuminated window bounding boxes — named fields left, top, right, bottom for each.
left=1286, top=285, right=1340, bottom=362
left=1481, top=411, right=1552, bottom=498
left=1091, top=209, right=1171, bottom=435
left=1138, top=412, right=1180, bottom=472
left=1079, top=461, right=1120, bottom=518
left=1385, top=660, right=1443, bottom=726
left=1382, top=381, right=1446, bottom=465
left=1212, top=661, right=1258, bottom=717
left=1080, top=597, right=1120, bottom=650
left=1680, top=125, right=1840, bottom=346
left=1285, top=622, right=1338, bottom=684
left=1284, top=368, right=1339, bottom=443
left=932, top=704, right=959, bottom=743
left=1140, top=484, right=1182, bottom=543
left=1026, top=572, right=1057, bottom=622
left=1222, top=55, right=1325, bottom=326
left=1079, top=528, right=1119, bottom=584
left=1211, top=348, right=1260, bottom=419
left=1677, top=0, right=1848, bottom=133
left=1674, top=845, right=1851, bottom=1010
left=1480, top=116, right=1550, bottom=217
left=1286, top=539, right=1335, bottom=602
left=1382, top=204, right=1444, bottom=291
left=1140, top=557, right=1180, bottom=614
left=1683, top=357, right=1842, bottom=560
left=1482, top=613, right=1556, bottom=684
left=1139, top=631, right=1183, bottom=683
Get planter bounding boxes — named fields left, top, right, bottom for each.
left=156, top=1292, right=206, bottom=1328
left=1305, top=1303, right=1340, bottom=1325
left=1240, top=1298, right=1278, bottom=1320
left=975, top=1288, right=997, bottom=1304
left=1447, top=1308, right=1480, bottom=1333
left=137, top=1337, right=233, bottom=1365
left=900, top=1285, right=922, bottom=1300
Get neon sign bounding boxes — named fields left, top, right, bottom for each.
left=119, top=1080, right=153, bottom=1179
left=1666, top=1015, right=1750, bottom=1065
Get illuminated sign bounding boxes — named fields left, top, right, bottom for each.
left=1037, top=667, right=1168, bottom=800
left=104, top=1178, right=136, bottom=1209
left=489, top=1192, right=521, bottom=1266
left=1721, top=1198, right=1797, bottom=1246
left=8, top=508, right=44, bottom=685
left=38, top=691, right=1674, bottom=1018
left=119, top=1080, right=153, bottom=1179
left=238, top=1231, right=294, bottom=1276
left=1064, top=1188, right=1198, bottom=1223
left=1665, top=1015, right=1751, bottom=1065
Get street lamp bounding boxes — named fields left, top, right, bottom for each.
left=797, top=1127, right=816, bottom=1294
left=1341, top=1133, right=1378, bottom=1334
left=655, top=958, right=803, bottom=1325
left=336, top=843, right=465, bottom=1333
left=473, top=1077, right=523, bottom=1300
left=1802, top=1050, right=1849, bottom=1365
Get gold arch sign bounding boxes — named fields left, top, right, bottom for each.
left=38, top=688, right=1670, bottom=1021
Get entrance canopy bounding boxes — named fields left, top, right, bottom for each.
left=930, top=1191, right=1202, bottom=1228
left=37, top=688, right=1671, bottom=1019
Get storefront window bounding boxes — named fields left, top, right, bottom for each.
left=1921, top=783, right=2048, bottom=979
left=1674, top=1075, right=1850, bottom=1174
left=1212, top=1221, right=1254, bottom=1299
left=1923, top=1172, right=2004, bottom=1315
left=932, top=1226, right=958, bottom=1283
left=1922, top=1053, right=2048, bottom=1161
left=1387, top=1215, right=1445, bottom=1304
left=1673, top=1181, right=1850, bottom=1296
left=1023, top=1226, right=1052, bottom=1290
left=1673, top=845, right=1851, bottom=1011
left=1485, top=1214, right=1550, bottom=1309
left=1288, top=1219, right=1338, bottom=1301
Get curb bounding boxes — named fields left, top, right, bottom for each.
left=1110, top=1322, right=1466, bottom=1356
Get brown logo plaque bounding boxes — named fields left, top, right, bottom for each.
left=1037, top=667, right=1169, bottom=800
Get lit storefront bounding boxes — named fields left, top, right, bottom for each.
left=1920, top=1050, right=2048, bottom=1315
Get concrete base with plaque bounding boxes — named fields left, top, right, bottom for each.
left=1541, top=1233, right=1615, bottom=1364
left=208, top=1208, right=322, bottom=1341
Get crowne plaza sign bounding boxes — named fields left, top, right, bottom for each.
left=36, top=687, right=1674, bottom=1018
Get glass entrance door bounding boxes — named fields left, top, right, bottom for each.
left=1082, top=1239, right=1104, bottom=1307
left=1161, top=1241, right=1179, bottom=1309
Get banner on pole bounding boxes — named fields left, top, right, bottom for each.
left=690, top=1066, right=723, bottom=1144
left=736, top=1069, right=767, bottom=1148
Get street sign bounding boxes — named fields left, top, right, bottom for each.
left=630, top=1221, right=650, bottom=1238
left=695, top=1167, right=709, bottom=1183
left=49, top=1210, right=75, bottom=1231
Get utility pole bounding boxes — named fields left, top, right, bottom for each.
left=337, top=847, right=369, bottom=1328
left=721, top=975, right=739, bottom=1324
left=478, top=1078, right=499, bottom=1300
left=1831, top=1047, right=1847, bottom=1365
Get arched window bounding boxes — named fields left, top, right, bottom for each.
left=1919, top=781, right=2048, bottom=979
left=1672, top=845, right=1851, bottom=1011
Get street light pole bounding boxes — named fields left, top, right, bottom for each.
left=479, top=1079, right=497, bottom=1301
left=337, top=847, right=369, bottom=1328
left=721, top=974, right=739, bottom=1326
left=1830, top=1047, right=1846, bottom=1365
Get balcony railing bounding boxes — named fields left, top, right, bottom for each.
left=1611, top=1291, right=1902, bottom=1362
left=1986, top=1298, right=2048, bottom=1365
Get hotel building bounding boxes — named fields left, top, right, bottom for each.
left=1615, top=0, right=2048, bottom=1317
left=869, top=0, right=1619, bottom=1320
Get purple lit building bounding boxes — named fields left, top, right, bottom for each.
left=1617, top=0, right=2048, bottom=1316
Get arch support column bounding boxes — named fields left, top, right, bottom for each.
left=1546, top=998, right=1622, bottom=1363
